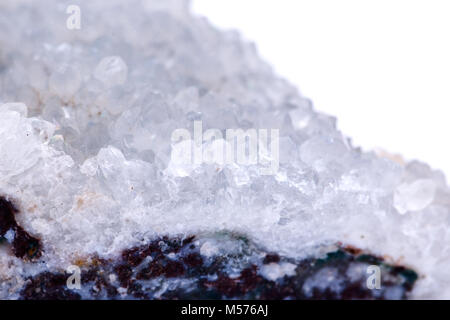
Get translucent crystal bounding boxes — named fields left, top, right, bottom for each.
left=260, top=262, right=297, bottom=281
left=394, top=179, right=436, bottom=214
left=94, top=56, right=128, bottom=88
left=0, top=0, right=449, bottom=299
left=49, top=64, right=82, bottom=100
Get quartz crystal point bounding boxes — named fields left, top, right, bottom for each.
left=0, top=0, right=448, bottom=299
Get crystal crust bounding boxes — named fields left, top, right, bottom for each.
left=0, top=0, right=449, bottom=299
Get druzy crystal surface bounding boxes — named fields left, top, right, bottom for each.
left=0, top=0, right=448, bottom=299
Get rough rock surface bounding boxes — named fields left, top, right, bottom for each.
left=0, top=0, right=448, bottom=299
left=21, top=234, right=417, bottom=300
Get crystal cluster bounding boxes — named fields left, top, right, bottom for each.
left=0, top=0, right=449, bottom=299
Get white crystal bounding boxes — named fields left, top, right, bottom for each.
left=200, top=241, right=220, bottom=258
left=260, top=262, right=297, bottom=281
left=0, top=0, right=449, bottom=300
left=94, top=56, right=128, bottom=88
left=302, top=268, right=344, bottom=298
left=394, top=179, right=436, bottom=214
left=49, top=64, right=82, bottom=99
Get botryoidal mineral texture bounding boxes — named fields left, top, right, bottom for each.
left=0, top=0, right=448, bottom=300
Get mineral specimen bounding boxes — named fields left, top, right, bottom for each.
left=20, top=234, right=417, bottom=300
left=0, top=0, right=448, bottom=299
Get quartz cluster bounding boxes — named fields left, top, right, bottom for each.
left=0, top=0, right=449, bottom=299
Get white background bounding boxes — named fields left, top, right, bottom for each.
left=193, top=0, right=450, bottom=179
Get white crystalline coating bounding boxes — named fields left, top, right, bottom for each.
left=49, top=64, right=82, bottom=99
left=260, top=263, right=297, bottom=281
left=0, top=0, right=450, bottom=299
left=200, top=242, right=220, bottom=258
left=302, top=268, right=344, bottom=298
left=4, top=230, right=15, bottom=243
left=0, top=103, right=28, bottom=117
